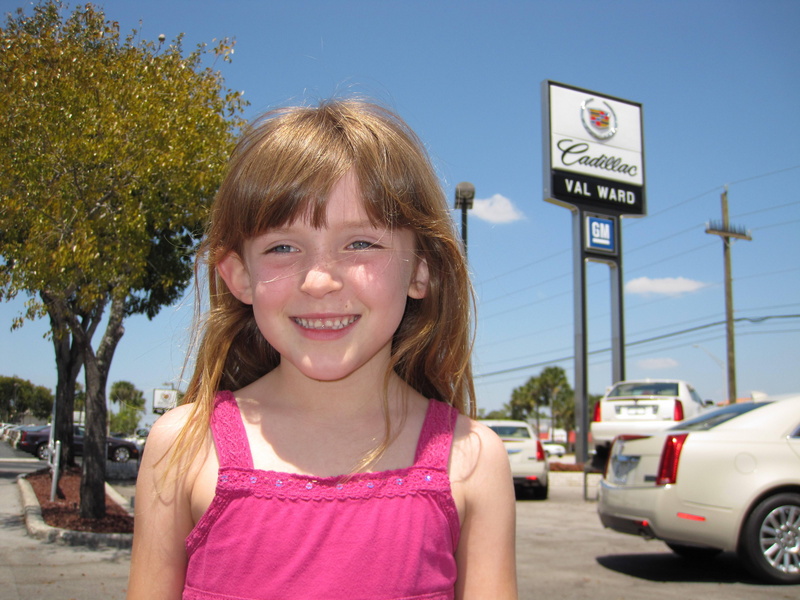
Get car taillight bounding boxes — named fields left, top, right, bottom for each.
left=673, top=400, right=684, bottom=421
left=592, top=401, right=602, bottom=422
left=536, top=440, right=546, bottom=461
left=656, top=433, right=688, bottom=485
left=19, top=431, right=27, bottom=441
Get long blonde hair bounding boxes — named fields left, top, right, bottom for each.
left=175, top=99, right=475, bottom=467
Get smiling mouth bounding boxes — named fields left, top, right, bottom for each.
left=293, top=316, right=359, bottom=330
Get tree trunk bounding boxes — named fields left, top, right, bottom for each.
left=79, top=295, right=126, bottom=519
left=80, top=349, right=108, bottom=518
left=42, top=290, right=104, bottom=469
left=46, top=305, right=82, bottom=468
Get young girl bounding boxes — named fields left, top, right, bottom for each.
left=128, top=99, right=517, bottom=600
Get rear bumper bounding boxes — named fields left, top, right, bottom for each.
left=16, top=440, right=38, bottom=454
left=599, top=512, right=657, bottom=539
left=513, top=473, right=548, bottom=489
left=598, top=479, right=736, bottom=551
left=509, top=461, right=548, bottom=488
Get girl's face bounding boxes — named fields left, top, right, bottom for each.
left=218, top=171, right=429, bottom=383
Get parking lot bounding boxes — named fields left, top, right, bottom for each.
left=516, top=472, right=798, bottom=599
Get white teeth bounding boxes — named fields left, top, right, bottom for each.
left=294, top=316, right=357, bottom=330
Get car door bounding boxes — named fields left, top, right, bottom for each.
left=72, top=425, right=85, bottom=455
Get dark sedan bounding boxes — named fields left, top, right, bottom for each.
left=15, top=425, right=140, bottom=462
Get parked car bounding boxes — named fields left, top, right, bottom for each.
left=590, top=379, right=715, bottom=468
left=542, top=442, right=566, bottom=458
left=8, top=424, right=48, bottom=447
left=481, top=419, right=549, bottom=499
left=15, top=425, right=140, bottom=463
left=597, top=393, right=800, bottom=584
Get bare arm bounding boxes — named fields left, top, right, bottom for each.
left=127, top=405, right=199, bottom=599
left=452, top=418, right=518, bottom=600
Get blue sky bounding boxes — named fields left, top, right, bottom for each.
left=2, top=0, right=799, bottom=424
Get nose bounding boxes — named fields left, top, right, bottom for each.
left=299, top=253, right=344, bottom=297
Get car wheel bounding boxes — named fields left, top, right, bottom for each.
left=112, top=446, right=131, bottom=463
left=666, top=543, right=722, bottom=560
left=36, top=443, right=49, bottom=461
left=739, top=492, right=800, bottom=584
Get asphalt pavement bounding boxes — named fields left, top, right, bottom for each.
left=0, top=452, right=131, bottom=599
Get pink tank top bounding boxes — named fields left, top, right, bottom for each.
left=183, top=391, right=461, bottom=600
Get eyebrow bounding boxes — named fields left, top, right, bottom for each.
left=268, top=220, right=391, bottom=234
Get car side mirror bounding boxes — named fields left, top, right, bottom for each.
left=703, top=399, right=715, bottom=407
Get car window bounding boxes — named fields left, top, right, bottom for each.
left=688, top=386, right=703, bottom=405
left=669, top=402, right=764, bottom=431
left=608, top=382, right=679, bottom=397
left=489, top=425, right=531, bottom=439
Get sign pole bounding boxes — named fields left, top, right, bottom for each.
left=542, top=80, right=645, bottom=471
left=572, top=209, right=589, bottom=464
left=609, top=238, right=626, bottom=384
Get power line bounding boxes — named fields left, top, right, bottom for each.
left=474, top=314, right=800, bottom=380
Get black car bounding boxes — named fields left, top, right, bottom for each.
left=15, top=425, right=140, bottom=462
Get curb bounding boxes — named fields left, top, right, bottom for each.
left=17, top=475, right=134, bottom=549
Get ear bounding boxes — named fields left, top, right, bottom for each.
left=407, top=256, right=429, bottom=300
left=217, top=252, right=254, bottom=305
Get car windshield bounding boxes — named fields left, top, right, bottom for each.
left=668, top=402, right=764, bottom=431
left=608, top=382, right=679, bottom=397
left=489, top=426, right=531, bottom=439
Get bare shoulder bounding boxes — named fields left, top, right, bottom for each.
left=138, top=402, right=214, bottom=488
left=143, top=404, right=196, bottom=462
left=450, top=415, right=510, bottom=483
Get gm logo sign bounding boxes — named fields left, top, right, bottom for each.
left=585, top=214, right=617, bottom=255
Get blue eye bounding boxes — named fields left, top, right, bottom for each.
left=349, top=241, right=379, bottom=250
left=267, top=244, right=297, bottom=254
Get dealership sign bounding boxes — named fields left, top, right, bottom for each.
left=585, top=213, right=617, bottom=256
left=542, top=81, right=646, bottom=216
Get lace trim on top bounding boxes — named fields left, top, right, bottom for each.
left=215, top=463, right=448, bottom=502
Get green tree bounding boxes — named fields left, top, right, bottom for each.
left=533, top=366, right=572, bottom=437
left=506, top=366, right=573, bottom=436
left=507, top=378, right=536, bottom=421
left=0, top=1, right=246, bottom=518
left=477, top=407, right=510, bottom=420
left=0, top=375, right=54, bottom=421
left=108, top=380, right=145, bottom=435
left=109, top=403, right=144, bottom=436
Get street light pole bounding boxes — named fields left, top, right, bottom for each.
left=454, top=182, right=475, bottom=257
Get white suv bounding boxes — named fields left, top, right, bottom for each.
left=590, top=379, right=715, bottom=466
left=482, top=419, right=549, bottom=500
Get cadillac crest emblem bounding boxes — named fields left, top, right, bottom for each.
left=581, top=97, right=618, bottom=140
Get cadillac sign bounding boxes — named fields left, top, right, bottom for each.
left=542, top=81, right=646, bottom=217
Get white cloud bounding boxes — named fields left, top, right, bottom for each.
left=470, top=194, right=525, bottom=224
left=637, top=357, right=679, bottom=370
left=625, top=276, right=708, bottom=297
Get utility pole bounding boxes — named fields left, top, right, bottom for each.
left=705, top=186, right=751, bottom=404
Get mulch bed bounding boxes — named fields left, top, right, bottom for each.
left=549, top=461, right=586, bottom=472
left=25, top=466, right=134, bottom=534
